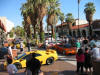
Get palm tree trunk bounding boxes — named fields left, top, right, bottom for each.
left=89, top=21, right=92, bottom=37
left=51, top=25, right=55, bottom=38
left=40, top=20, right=44, bottom=42
left=69, top=23, right=72, bottom=36
left=27, top=24, right=31, bottom=38
left=61, top=21, right=63, bottom=40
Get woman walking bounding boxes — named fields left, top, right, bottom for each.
left=76, top=49, right=85, bottom=74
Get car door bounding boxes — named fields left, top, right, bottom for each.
left=35, top=53, right=47, bottom=64
left=20, top=54, right=31, bottom=67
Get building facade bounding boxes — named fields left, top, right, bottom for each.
left=92, top=19, right=100, bottom=38
left=0, top=17, right=14, bottom=47
left=56, top=19, right=89, bottom=38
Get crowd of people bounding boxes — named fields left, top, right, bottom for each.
left=74, top=37, right=100, bottom=75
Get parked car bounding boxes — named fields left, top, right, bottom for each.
left=10, top=43, right=25, bottom=49
left=4, top=49, right=58, bottom=69
left=54, top=44, right=77, bottom=55
left=0, top=47, right=8, bottom=59
left=3, top=41, right=8, bottom=47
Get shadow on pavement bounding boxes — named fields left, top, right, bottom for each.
left=16, top=72, right=26, bottom=75
left=44, top=70, right=76, bottom=75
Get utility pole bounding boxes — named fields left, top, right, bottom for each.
left=78, top=0, right=81, bottom=37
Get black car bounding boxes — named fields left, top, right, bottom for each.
left=0, top=47, right=8, bottom=59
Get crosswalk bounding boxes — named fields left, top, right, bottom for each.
left=58, top=55, right=76, bottom=66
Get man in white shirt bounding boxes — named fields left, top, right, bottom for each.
left=91, top=44, right=100, bottom=60
left=89, top=38, right=96, bottom=49
left=44, top=38, right=48, bottom=49
left=8, top=45, right=13, bottom=58
left=20, top=42, right=23, bottom=53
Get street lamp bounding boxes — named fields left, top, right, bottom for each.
left=78, top=0, right=81, bottom=37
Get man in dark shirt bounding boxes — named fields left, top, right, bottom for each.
left=27, top=40, right=31, bottom=52
left=26, top=53, right=41, bottom=75
left=84, top=48, right=92, bottom=74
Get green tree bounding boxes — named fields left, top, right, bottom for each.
left=21, top=0, right=61, bottom=42
left=14, top=26, right=25, bottom=38
left=65, top=13, right=75, bottom=36
left=84, top=2, right=96, bottom=36
left=9, top=32, right=14, bottom=38
left=47, top=0, right=61, bottom=38
left=21, top=3, right=32, bottom=38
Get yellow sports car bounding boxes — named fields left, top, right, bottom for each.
left=4, top=49, right=58, bottom=69
left=10, top=43, right=25, bottom=49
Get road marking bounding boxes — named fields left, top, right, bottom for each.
left=58, top=55, right=76, bottom=66
left=65, top=61, right=76, bottom=66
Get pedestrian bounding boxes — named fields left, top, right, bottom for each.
left=76, top=49, right=85, bottom=74
left=84, top=48, right=93, bottom=75
left=27, top=40, right=31, bottom=52
left=7, top=58, right=18, bottom=75
left=70, top=37, right=76, bottom=47
left=90, top=44, right=100, bottom=75
left=20, top=42, right=23, bottom=53
left=13, top=39, right=16, bottom=49
left=89, top=38, right=96, bottom=50
left=76, top=40, right=81, bottom=52
left=90, top=44, right=100, bottom=60
left=26, top=53, right=42, bottom=75
left=6, top=54, right=13, bottom=63
left=82, top=37, right=89, bottom=52
left=8, top=44, right=13, bottom=58
left=44, top=38, right=48, bottom=49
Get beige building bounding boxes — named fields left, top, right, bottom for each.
left=56, top=19, right=89, bottom=37
left=0, top=17, right=14, bottom=32
left=0, top=17, right=14, bottom=46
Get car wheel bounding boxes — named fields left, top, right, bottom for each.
left=62, top=50, right=66, bottom=55
left=46, top=57, right=54, bottom=65
left=14, top=63, right=22, bottom=69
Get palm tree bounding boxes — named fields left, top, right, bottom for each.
left=21, top=0, right=60, bottom=42
left=84, top=2, right=96, bottom=36
left=65, top=13, right=75, bottom=36
left=20, top=3, right=31, bottom=38
left=59, top=12, right=65, bottom=39
left=27, top=0, right=50, bottom=42
left=47, top=1, right=61, bottom=38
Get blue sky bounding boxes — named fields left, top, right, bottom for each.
left=0, top=0, right=100, bottom=27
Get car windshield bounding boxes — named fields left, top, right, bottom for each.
left=58, top=45, right=63, bottom=47
left=64, top=44, right=71, bottom=48
left=15, top=53, right=26, bottom=60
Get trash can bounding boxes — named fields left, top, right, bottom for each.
left=93, top=60, right=100, bottom=75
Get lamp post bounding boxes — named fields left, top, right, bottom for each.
left=78, top=0, right=81, bottom=37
